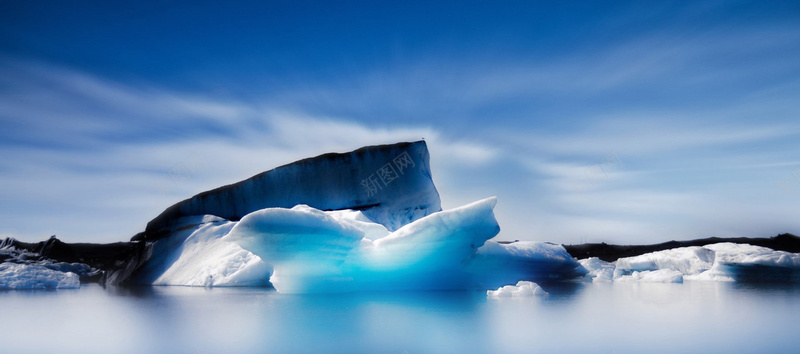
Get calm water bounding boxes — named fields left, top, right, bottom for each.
left=1, top=282, right=799, bottom=354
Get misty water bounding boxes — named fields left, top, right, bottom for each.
left=2, top=282, right=798, bottom=354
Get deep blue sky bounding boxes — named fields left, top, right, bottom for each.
left=1, top=1, right=799, bottom=243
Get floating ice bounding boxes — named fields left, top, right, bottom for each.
left=487, top=281, right=548, bottom=297
left=581, top=242, right=800, bottom=283
left=469, top=240, right=587, bottom=289
left=128, top=215, right=271, bottom=287
left=578, top=257, right=615, bottom=282
left=132, top=198, right=587, bottom=292
left=227, top=197, right=501, bottom=293
left=615, top=269, right=683, bottom=283
left=614, top=246, right=714, bottom=279
left=0, top=263, right=80, bottom=289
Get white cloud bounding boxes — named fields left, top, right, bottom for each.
left=0, top=59, right=500, bottom=242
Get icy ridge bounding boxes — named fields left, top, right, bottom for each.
left=580, top=242, right=800, bottom=283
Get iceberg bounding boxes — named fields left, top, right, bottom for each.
left=227, top=197, right=501, bottom=293
left=469, top=240, right=587, bottom=289
left=487, top=281, right=548, bottom=297
left=578, top=257, right=615, bottom=282
left=580, top=242, right=800, bottom=283
left=127, top=197, right=587, bottom=293
left=0, top=263, right=79, bottom=289
left=615, top=269, right=683, bottom=283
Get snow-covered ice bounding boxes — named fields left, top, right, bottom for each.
left=579, top=257, right=615, bottom=282
left=469, top=240, right=587, bottom=289
left=130, top=196, right=587, bottom=293
left=581, top=242, right=800, bottom=283
left=128, top=215, right=272, bottom=287
left=615, top=269, right=683, bottom=283
left=487, top=281, right=548, bottom=297
left=0, top=263, right=80, bottom=289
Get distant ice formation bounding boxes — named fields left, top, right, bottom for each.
left=0, top=263, right=79, bottom=289
left=581, top=242, right=800, bottom=283
left=487, top=281, right=548, bottom=297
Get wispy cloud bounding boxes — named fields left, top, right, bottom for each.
left=2, top=16, right=800, bottom=244
left=0, top=58, right=500, bottom=242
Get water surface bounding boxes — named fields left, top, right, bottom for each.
left=1, top=282, right=798, bottom=353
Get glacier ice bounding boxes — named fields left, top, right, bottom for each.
left=581, top=242, right=800, bottom=283
left=468, top=240, right=587, bottom=289
left=142, top=141, right=442, bottom=241
left=615, top=269, right=683, bottom=283
left=578, top=257, right=615, bottom=282
left=0, top=263, right=80, bottom=289
left=226, top=197, right=502, bottom=293
left=127, top=215, right=272, bottom=287
left=130, top=196, right=587, bottom=293
left=487, top=281, right=548, bottom=297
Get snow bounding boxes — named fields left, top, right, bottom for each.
left=581, top=242, right=800, bottom=283
left=487, top=281, right=548, bottom=297
left=0, top=263, right=80, bottom=289
left=128, top=215, right=272, bottom=287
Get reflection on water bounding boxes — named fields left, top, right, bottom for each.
left=1, top=282, right=799, bottom=353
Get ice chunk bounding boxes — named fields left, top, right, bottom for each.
left=225, top=204, right=366, bottom=292
left=580, top=242, right=800, bottom=283
left=614, top=246, right=714, bottom=278
left=469, top=241, right=588, bottom=289
left=0, top=263, right=80, bottom=289
left=702, top=243, right=800, bottom=282
left=487, top=281, right=548, bottom=297
left=228, top=197, right=501, bottom=293
left=129, top=215, right=271, bottom=287
left=615, top=269, right=683, bottom=283
left=579, top=257, right=615, bottom=282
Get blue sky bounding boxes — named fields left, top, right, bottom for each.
left=1, top=1, right=799, bottom=243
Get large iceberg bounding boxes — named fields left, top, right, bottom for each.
left=126, top=197, right=586, bottom=293
left=581, top=242, right=800, bottom=283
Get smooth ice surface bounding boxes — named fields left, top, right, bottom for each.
left=0, top=263, right=79, bottom=289
left=487, top=281, right=548, bottom=297
left=130, top=215, right=271, bottom=287
left=227, top=197, right=503, bottom=293
left=581, top=242, right=800, bottom=282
